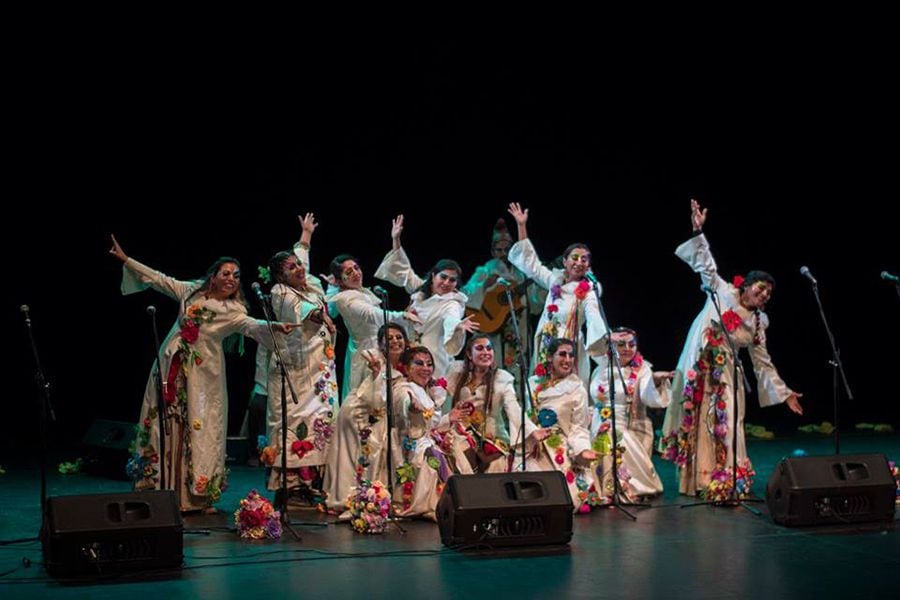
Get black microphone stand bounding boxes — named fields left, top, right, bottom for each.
left=253, top=285, right=302, bottom=541
left=23, top=306, right=54, bottom=540
left=146, top=306, right=169, bottom=490
left=374, top=288, right=406, bottom=534
left=682, top=285, right=762, bottom=514
left=804, top=275, right=853, bottom=455
left=588, top=278, right=647, bottom=521
left=497, top=283, right=533, bottom=471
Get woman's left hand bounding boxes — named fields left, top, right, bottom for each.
left=785, top=392, right=804, bottom=415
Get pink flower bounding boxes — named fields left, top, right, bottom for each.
left=683, top=401, right=694, bottom=411
left=579, top=503, right=591, bottom=514
left=566, top=471, right=575, bottom=483
left=432, top=377, right=448, bottom=390
left=547, top=304, right=559, bottom=314
left=733, top=275, right=745, bottom=288
left=534, top=363, right=546, bottom=377
left=721, top=310, right=743, bottom=333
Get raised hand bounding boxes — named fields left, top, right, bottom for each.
left=109, top=234, right=128, bottom=262
left=690, top=198, right=707, bottom=232
left=299, top=212, right=318, bottom=235
left=457, top=314, right=481, bottom=334
left=391, top=214, right=404, bottom=250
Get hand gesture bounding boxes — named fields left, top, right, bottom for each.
left=109, top=234, right=128, bottom=262
left=690, top=198, right=707, bottom=231
left=785, top=392, right=804, bottom=415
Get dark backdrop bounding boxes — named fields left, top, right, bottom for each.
left=4, top=38, right=897, bottom=462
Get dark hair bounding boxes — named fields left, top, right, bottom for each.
left=741, top=270, right=776, bottom=292
left=191, top=256, right=247, bottom=306
left=268, top=251, right=297, bottom=285
left=448, top=334, right=498, bottom=414
left=563, top=243, right=591, bottom=262
left=330, top=254, right=360, bottom=287
left=416, top=259, right=463, bottom=299
left=612, top=326, right=637, bottom=342
left=377, top=323, right=409, bottom=352
left=547, top=337, right=576, bottom=358
left=400, top=345, right=435, bottom=368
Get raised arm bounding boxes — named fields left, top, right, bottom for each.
left=374, top=215, right=425, bottom=293
left=507, top=202, right=529, bottom=241
left=673, top=199, right=728, bottom=291
left=111, top=234, right=195, bottom=300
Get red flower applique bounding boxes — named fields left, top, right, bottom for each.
left=721, top=309, right=743, bottom=333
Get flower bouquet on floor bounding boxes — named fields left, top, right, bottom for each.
left=347, top=479, right=392, bottom=534
left=235, top=489, right=282, bottom=539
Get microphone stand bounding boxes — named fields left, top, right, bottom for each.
left=147, top=306, right=168, bottom=490
left=804, top=276, right=853, bottom=455
left=682, top=285, right=761, bottom=514
left=374, top=288, right=406, bottom=534
left=498, top=283, right=533, bottom=471
left=588, top=278, right=647, bottom=521
left=253, top=286, right=302, bottom=541
left=22, top=306, right=54, bottom=540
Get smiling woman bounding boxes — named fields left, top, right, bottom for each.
left=108, top=234, right=291, bottom=513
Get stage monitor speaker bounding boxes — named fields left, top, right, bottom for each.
left=765, top=453, right=896, bottom=527
left=81, top=419, right=133, bottom=480
left=42, top=490, right=183, bottom=578
left=437, top=471, right=574, bottom=548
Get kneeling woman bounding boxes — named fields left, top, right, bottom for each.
left=392, top=346, right=453, bottom=520
left=525, top=338, right=599, bottom=513
left=437, top=335, right=531, bottom=474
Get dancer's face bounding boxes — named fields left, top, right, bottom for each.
left=613, top=333, right=638, bottom=366
left=740, top=280, right=773, bottom=310
left=280, top=255, right=307, bottom=289
left=563, top=247, right=591, bottom=282
left=339, top=259, right=363, bottom=289
left=407, top=352, right=434, bottom=386
left=210, top=262, right=241, bottom=299
left=468, top=337, right=495, bottom=371
left=431, top=270, right=459, bottom=295
left=550, top=343, right=576, bottom=379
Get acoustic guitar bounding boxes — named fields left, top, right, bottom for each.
left=465, top=278, right=532, bottom=333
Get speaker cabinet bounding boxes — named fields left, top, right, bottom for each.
left=42, top=490, right=183, bottom=578
left=437, top=471, right=574, bottom=548
left=765, top=454, right=896, bottom=526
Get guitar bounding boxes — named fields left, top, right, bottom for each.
left=465, top=278, right=532, bottom=333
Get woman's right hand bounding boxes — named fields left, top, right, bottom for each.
left=109, top=234, right=128, bottom=262
left=690, top=198, right=707, bottom=232
left=449, top=402, right=474, bottom=424
left=391, top=214, right=404, bottom=250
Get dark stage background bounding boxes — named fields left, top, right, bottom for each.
left=3, top=39, right=897, bottom=463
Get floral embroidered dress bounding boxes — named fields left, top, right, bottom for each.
left=590, top=354, right=670, bottom=500
left=437, top=362, right=533, bottom=474
left=392, top=380, right=449, bottom=520
left=462, top=258, right=545, bottom=382
left=325, top=285, right=407, bottom=400
left=525, top=373, right=599, bottom=513
left=122, top=259, right=272, bottom=511
left=660, top=234, right=794, bottom=498
left=374, top=247, right=467, bottom=379
left=508, top=239, right=608, bottom=389
left=322, top=355, right=405, bottom=512
left=264, top=247, right=339, bottom=494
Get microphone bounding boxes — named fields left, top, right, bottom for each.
left=20, top=304, right=31, bottom=325
left=372, top=285, right=389, bottom=297
left=146, top=305, right=156, bottom=316
left=585, top=271, right=599, bottom=284
left=495, top=277, right=511, bottom=287
left=701, top=283, right=716, bottom=294
left=251, top=282, right=267, bottom=302
left=800, top=266, right=817, bottom=285
left=881, top=271, right=899, bottom=284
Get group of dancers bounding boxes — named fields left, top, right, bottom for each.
left=110, top=199, right=803, bottom=518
